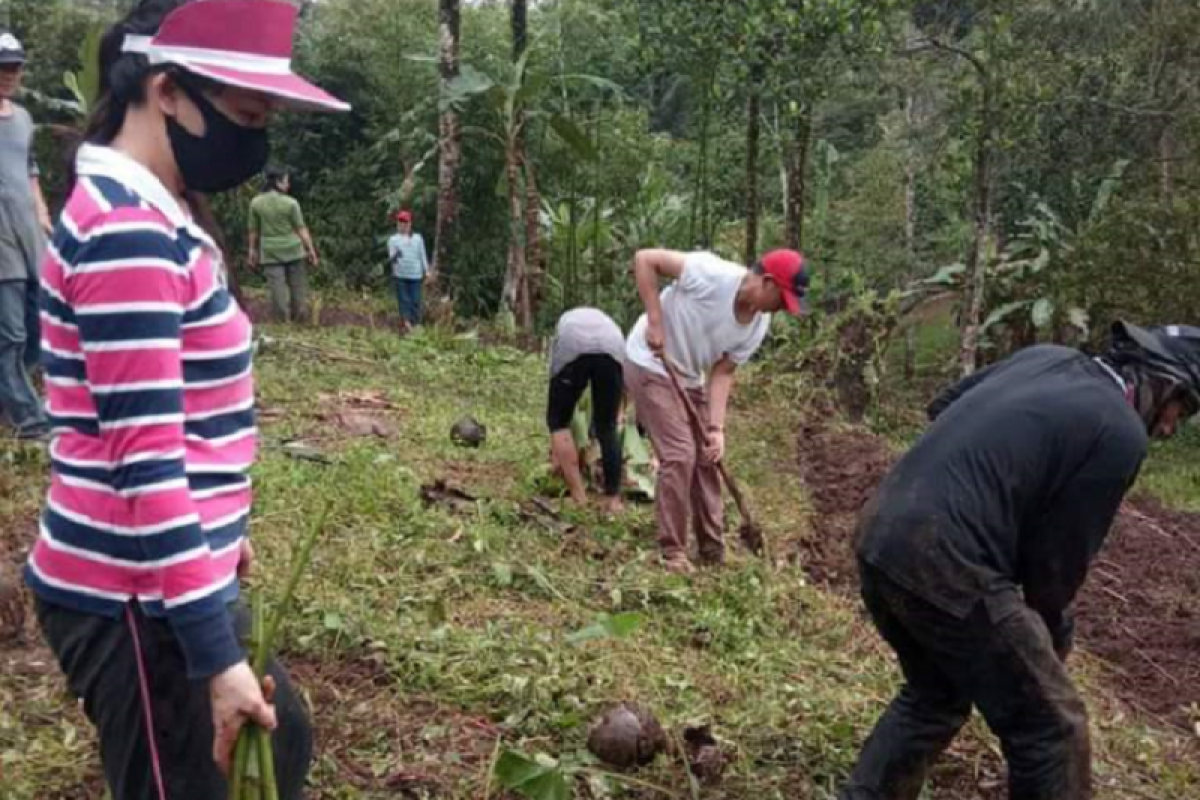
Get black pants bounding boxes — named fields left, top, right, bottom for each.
left=37, top=599, right=312, bottom=800
left=546, top=354, right=623, bottom=496
left=839, top=562, right=1090, bottom=800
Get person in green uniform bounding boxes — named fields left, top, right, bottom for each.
left=248, top=165, right=319, bottom=322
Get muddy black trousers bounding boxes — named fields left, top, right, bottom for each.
left=838, top=562, right=1091, bottom=800
left=36, top=599, right=313, bottom=800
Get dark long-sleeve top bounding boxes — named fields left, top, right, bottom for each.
left=856, top=345, right=1147, bottom=639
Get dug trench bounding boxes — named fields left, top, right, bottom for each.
left=793, top=417, right=1200, bottom=732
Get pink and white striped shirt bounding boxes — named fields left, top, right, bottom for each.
left=25, top=145, right=255, bottom=678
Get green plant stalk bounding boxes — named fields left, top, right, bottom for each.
left=256, top=725, right=279, bottom=800
left=251, top=592, right=266, bottom=677
left=254, top=502, right=332, bottom=676
left=234, top=504, right=330, bottom=799
left=244, top=740, right=264, bottom=800
left=231, top=591, right=267, bottom=799
left=229, top=733, right=250, bottom=800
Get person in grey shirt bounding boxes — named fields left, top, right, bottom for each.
left=547, top=307, right=626, bottom=513
left=0, top=31, right=50, bottom=439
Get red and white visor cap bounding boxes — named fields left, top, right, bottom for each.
left=122, top=0, right=349, bottom=113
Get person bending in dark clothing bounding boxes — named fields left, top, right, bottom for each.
left=838, top=321, right=1200, bottom=800
left=547, top=307, right=626, bottom=514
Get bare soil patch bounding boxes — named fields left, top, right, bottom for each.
left=794, top=418, right=1200, bottom=730
left=287, top=653, right=501, bottom=797
left=1074, top=495, right=1200, bottom=727
left=792, top=419, right=893, bottom=587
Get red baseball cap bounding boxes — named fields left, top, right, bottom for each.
left=396, top=210, right=412, bottom=222
left=759, top=249, right=808, bottom=315
left=121, top=0, right=349, bottom=112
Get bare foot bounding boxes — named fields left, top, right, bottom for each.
left=598, top=496, right=624, bottom=515
left=663, top=553, right=695, bottom=575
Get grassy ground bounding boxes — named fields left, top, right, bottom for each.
left=2, top=315, right=1198, bottom=799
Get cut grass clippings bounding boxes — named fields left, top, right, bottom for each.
left=1, top=318, right=1197, bottom=799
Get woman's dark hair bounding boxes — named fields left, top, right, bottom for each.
left=83, top=0, right=193, bottom=147
left=262, top=165, right=289, bottom=193
left=73, top=0, right=247, bottom=308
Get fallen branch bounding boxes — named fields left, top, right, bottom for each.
left=1096, top=584, right=1130, bottom=605
left=1136, top=649, right=1180, bottom=688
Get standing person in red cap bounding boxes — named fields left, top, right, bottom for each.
left=624, top=248, right=808, bottom=573
left=387, top=209, right=430, bottom=332
left=23, top=1, right=348, bottom=797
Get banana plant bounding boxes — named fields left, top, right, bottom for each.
left=908, top=159, right=1130, bottom=349
left=63, top=25, right=104, bottom=117
left=441, top=53, right=622, bottom=327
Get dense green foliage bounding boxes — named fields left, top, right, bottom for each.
left=12, top=0, right=1200, bottom=349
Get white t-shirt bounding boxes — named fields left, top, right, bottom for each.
left=626, top=252, right=770, bottom=387
left=549, top=307, right=625, bottom=377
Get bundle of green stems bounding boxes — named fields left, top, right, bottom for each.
left=229, top=505, right=328, bottom=800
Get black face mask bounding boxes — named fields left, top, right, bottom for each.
left=166, top=82, right=269, bottom=194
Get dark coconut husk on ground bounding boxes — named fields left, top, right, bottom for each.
left=682, top=724, right=729, bottom=784
left=586, top=703, right=667, bottom=770
left=450, top=416, right=487, bottom=448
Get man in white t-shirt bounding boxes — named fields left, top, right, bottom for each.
left=625, top=248, right=808, bottom=573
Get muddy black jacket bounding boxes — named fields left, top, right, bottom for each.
left=856, top=345, right=1147, bottom=646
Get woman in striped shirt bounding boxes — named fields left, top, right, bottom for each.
left=24, top=1, right=348, bottom=796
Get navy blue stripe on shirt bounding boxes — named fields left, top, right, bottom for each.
left=88, top=176, right=143, bottom=209
left=188, top=473, right=251, bottom=494
left=24, top=565, right=126, bottom=619
left=185, top=409, right=256, bottom=441
left=77, top=311, right=183, bottom=344
left=48, top=414, right=100, bottom=437
left=183, top=349, right=253, bottom=385
left=44, top=353, right=87, bottom=382
left=43, top=507, right=203, bottom=563
left=93, top=387, right=183, bottom=423
left=53, top=456, right=185, bottom=492
left=56, top=227, right=192, bottom=269
left=42, top=292, right=77, bottom=327
left=205, top=516, right=249, bottom=551
left=183, top=290, right=232, bottom=326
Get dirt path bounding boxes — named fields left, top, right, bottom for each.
left=793, top=418, right=1200, bottom=730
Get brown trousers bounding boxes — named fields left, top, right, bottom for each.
left=624, top=361, right=724, bottom=560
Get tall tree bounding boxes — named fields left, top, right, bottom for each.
left=433, top=0, right=462, bottom=283
left=744, top=57, right=764, bottom=266
left=753, top=0, right=895, bottom=252
left=500, top=0, right=532, bottom=329
left=913, top=2, right=1012, bottom=375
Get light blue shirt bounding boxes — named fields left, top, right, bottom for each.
left=387, top=232, right=428, bottom=280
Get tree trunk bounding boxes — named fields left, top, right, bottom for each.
left=433, top=0, right=462, bottom=281
left=902, top=92, right=918, bottom=379
left=398, top=160, right=416, bottom=210
left=501, top=137, right=525, bottom=324
left=689, top=66, right=715, bottom=247
left=773, top=105, right=788, bottom=223
left=501, top=0, right=531, bottom=329
left=523, top=157, right=541, bottom=327
left=784, top=109, right=811, bottom=251
left=744, top=62, right=763, bottom=267
left=958, top=74, right=994, bottom=377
